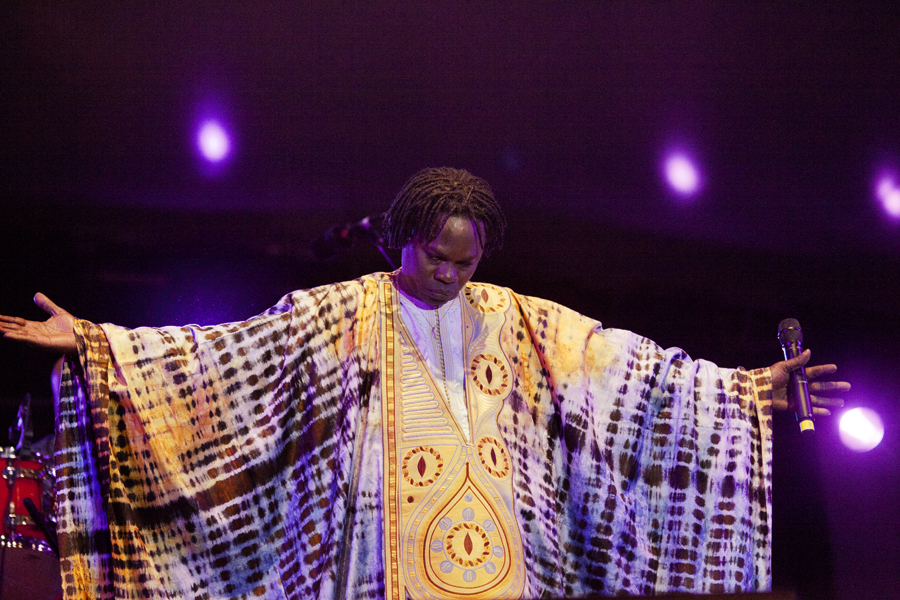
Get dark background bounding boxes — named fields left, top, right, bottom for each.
left=1, top=4, right=898, bottom=599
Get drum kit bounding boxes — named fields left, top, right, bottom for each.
left=0, top=395, right=61, bottom=600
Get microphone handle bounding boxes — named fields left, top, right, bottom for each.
left=782, top=341, right=815, bottom=434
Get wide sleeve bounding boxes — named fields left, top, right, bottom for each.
left=500, top=292, right=773, bottom=597
left=54, top=277, right=381, bottom=600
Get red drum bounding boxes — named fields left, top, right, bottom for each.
left=0, top=447, right=61, bottom=600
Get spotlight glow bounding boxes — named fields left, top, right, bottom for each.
left=876, top=176, right=900, bottom=218
left=665, top=154, right=700, bottom=196
left=839, top=408, right=884, bottom=452
left=197, top=120, right=230, bottom=162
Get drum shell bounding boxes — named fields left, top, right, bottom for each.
left=0, top=447, right=56, bottom=551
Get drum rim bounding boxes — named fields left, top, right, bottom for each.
left=0, top=532, right=55, bottom=554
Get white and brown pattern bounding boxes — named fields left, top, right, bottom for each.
left=56, top=272, right=772, bottom=600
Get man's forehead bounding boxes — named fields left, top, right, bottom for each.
left=432, top=215, right=483, bottom=235
left=415, top=217, right=483, bottom=254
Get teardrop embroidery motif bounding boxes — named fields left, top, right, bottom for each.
left=421, top=465, right=519, bottom=596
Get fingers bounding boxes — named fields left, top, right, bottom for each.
left=808, top=379, right=851, bottom=414
left=807, top=395, right=845, bottom=417
left=811, top=395, right=845, bottom=408
left=33, top=293, right=65, bottom=317
left=0, top=315, right=29, bottom=340
left=1, top=330, right=35, bottom=343
left=809, top=380, right=851, bottom=393
left=774, top=397, right=843, bottom=417
left=0, top=315, right=28, bottom=329
left=773, top=396, right=844, bottom=409
left=774, top=349, right=811, bottom=377
left=805, top=363, right=837, bottom=379
left=787, top=348, right=812, bottom=368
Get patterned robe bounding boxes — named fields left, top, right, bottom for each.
left=55, top=272, right=774, bottom=599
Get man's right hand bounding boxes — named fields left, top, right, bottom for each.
left=0, top=293, right=78, bottom=355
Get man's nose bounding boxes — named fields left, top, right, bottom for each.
left=435, top=263, right=458, bottom=283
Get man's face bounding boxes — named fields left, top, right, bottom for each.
left=398, top=215, right=484, bottom=307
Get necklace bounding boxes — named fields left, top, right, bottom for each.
left=432, top=300, right=453, bottom=404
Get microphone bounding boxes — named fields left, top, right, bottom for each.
left=8, top=393, right=33, bottom=452
left=310, top=213, right=397, bottom=269
left=777, top=318, right=814, bottom=434
left=310, top=214, right=384, bottom=260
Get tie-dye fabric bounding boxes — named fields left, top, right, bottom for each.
left=55, top=272, right=773, bottom=599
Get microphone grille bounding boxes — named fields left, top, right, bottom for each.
left=777, top=318, right=803, bottom=345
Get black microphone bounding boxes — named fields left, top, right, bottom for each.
left=777, top=318, right=814, bottom=434
left=310, top=214, right=384, bottom=260
left=8, top=394, right=32, bottom=452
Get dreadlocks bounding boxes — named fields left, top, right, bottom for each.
left=384, top=167, right=506, bottom=257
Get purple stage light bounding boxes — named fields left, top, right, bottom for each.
left=197, top=120, right=231, bottom=163
left=664, top=153, right=700, bottom=197
left=839, top=407, right=884, bottom=452
left=875, top=175, right=900, bottom=218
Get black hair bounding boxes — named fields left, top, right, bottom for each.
left=383, top=167, right=506, bottom=257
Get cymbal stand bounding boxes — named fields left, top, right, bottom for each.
left=0, top=394, right=32, bottom=600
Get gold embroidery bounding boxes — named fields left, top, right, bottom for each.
left=465, top=283, right=510, bottom=314
left=470, top=354, right=510, bottom=396
left=420, top=464, right=521, bottom=596
left=476, top=436, right=511, bottom=479
left=382, top=281, right=525, bottom=600
left=381, top=282, right=402, bottom=600
left=402, top=447, right=445, bottom=487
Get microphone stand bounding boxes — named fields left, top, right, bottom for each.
left=311, top=213, right=398, bottom=270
